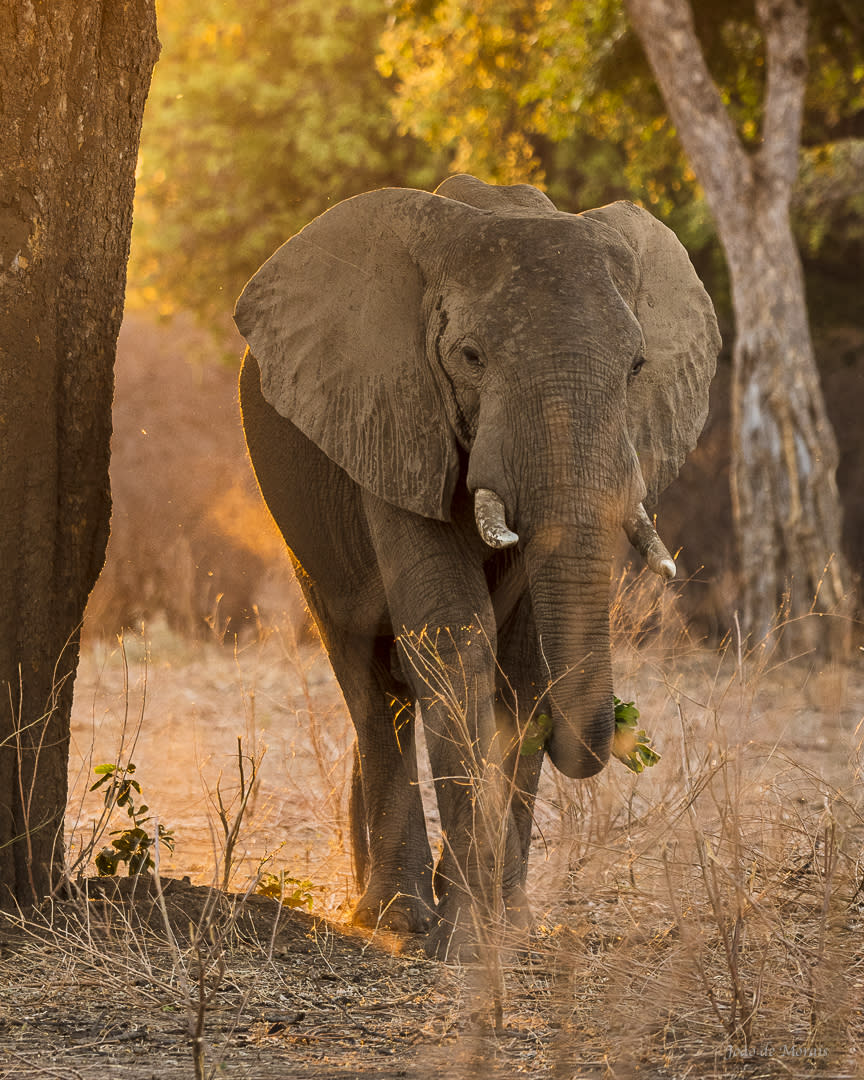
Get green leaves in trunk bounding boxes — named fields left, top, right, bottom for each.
left=519, top=699, right=661, bottom=774
left=520, top=713, right=554, bottom=757
left=612, top=697, right=661, bottom=774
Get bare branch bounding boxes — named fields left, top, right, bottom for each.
left=624, top=0, right=750, bottom=224
left=756, top=0, right=809, bottom=201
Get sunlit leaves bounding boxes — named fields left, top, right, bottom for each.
left=380, top=0, right=553, bottom=185
left=611, top=697, right=661, bottom=774
left=130, top=0, right=439, bottom=320
left=378, top=0, right=711, bottom=239
left=131, top=0, right=863, bottom=323
left=379, top=0, right=863, bottom=258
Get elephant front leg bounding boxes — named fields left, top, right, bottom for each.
left=498, top=742, right=543, bottom=935
left=364, top=494, right=522, bottom=958
left=400, top=626, right=524, bottom=960
left=494, top=593, right=548, bottom=937
left=352, top=713, right=435, bottom=934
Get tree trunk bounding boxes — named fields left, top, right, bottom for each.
left=0, top=2, right=159, bottom=908
left=724, top=199, right=849, bottom=645
left=625, top=0, right=852, bottom=650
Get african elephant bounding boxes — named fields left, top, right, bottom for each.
left=235, top=174, right=720, bottom=958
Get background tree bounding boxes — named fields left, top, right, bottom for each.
left=130, top=0, right=440, bottom=321
left=0, top=1, right=159, bottom=907
left=381, top=0, right=863, bottom=645
left=624, top=0, right=852, bottom=645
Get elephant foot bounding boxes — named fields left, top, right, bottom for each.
left=503, top=885, right=534, bottom=933
left=352, top=890, right=433, bottom=935
left=424, top=915, right=478, bottom=962
left=424, top=886, right=535, bottom=962
left=423, top=889, right=487, bottom=962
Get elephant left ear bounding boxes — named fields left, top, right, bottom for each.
left=580, top=201, right=721, bottom=505
left=233, top=188, right=472, bottom=520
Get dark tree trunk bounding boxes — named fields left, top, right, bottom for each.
left=0, top=1, right=159, bottom=908
left=625, top=0, right=852, bottom=649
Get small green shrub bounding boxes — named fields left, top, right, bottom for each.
left=90, top=762, right=176, bottom=875
left=256, top=871, right=317, bottom=911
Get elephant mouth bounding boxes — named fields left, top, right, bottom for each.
left=473, top=486, right=677, bottom=580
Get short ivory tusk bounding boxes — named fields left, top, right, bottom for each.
left=474, top=488, right=519, bottom=549
left=623, top=504, right=677, bottom=580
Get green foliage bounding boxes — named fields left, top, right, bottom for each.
left=131, top=0, right=862, bottom=334
left=611, top=697, right=661, bottom=774
left=519, top=712, right=553, bottom=756
left=131, top=0, right=441, bottom=320
left=90, top=762, right=175, bottom=876
left=519, top=700, right=661, bottom=772
left=256, top=870, right=317, bottom=911
left=380, top=1, right=864, bottom=260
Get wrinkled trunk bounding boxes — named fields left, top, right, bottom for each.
left=523, top=537, right=615, bottom=779
left=470, top=379, right=626, bottom=779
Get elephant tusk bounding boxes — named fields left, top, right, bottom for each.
left=623, top=504, right=676, bottom=580
left=474, top=488, right=519, bottom=549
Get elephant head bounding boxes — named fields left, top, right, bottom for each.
left=234, top=175, right=720, bottom=779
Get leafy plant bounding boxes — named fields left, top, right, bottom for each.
left=520, top=713, right=554, bottom=757
left=256, top=870, right=317, bottom=911
left=519, top=701, right=660, bottom=773
left=611, top=696, right=661, bottom=773
left=90, top=762, right=175, bottom=875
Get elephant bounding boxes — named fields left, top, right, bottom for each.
left=235, top=173, right=720, bottom=958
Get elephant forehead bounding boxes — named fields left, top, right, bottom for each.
left=445, top=214, right=636, bottom=297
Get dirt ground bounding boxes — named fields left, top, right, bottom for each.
left=1, top=616, right=863, bottom=1079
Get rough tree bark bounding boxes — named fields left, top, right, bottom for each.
left=0, top=1, right=159, bottom=908
left=625, top=0, right=851, bottom=649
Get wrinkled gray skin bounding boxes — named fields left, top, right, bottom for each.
left=236, top=175, right=720, bottom=958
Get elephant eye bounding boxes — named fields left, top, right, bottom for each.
left=630, top=353, right=645, bottom=378
left=462, top=346, right=485, bottom=372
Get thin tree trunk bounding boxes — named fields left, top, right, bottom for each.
left=724, top=200, right=848, bottom=644
left=625, top=0, right=852, bottom=649
left=0, top=1, right=159, bottom=908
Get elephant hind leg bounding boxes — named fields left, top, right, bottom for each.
left=348, top=745, right=368, bottom=889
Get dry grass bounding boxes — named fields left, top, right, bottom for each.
left=67, top=618, right=355, bottom=915
left=519, top=575, right=864, bottom=1073
left=1, top=572, right=860, bottom=1077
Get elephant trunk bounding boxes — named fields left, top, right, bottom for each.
left=523, top=536, right=615, bottom=778
left=467, top=377, right=645, bottom=778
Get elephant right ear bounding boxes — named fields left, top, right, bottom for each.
left=580, top=201, right=721, bottom=505
left=234, top=188, right=472, bottom=520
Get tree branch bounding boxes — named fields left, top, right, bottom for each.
left=756, top=0, right=809, bottom=201
left=624, top=0, right=750, bottom=223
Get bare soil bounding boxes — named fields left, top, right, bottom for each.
left=1, top=619, right=863, bottom=1078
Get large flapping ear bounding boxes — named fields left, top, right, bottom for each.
left=435, top=173, right=557, bottom=214
left=580, top=202, right=721, bottom=505
left=235, top=189, right=479, bottom=520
